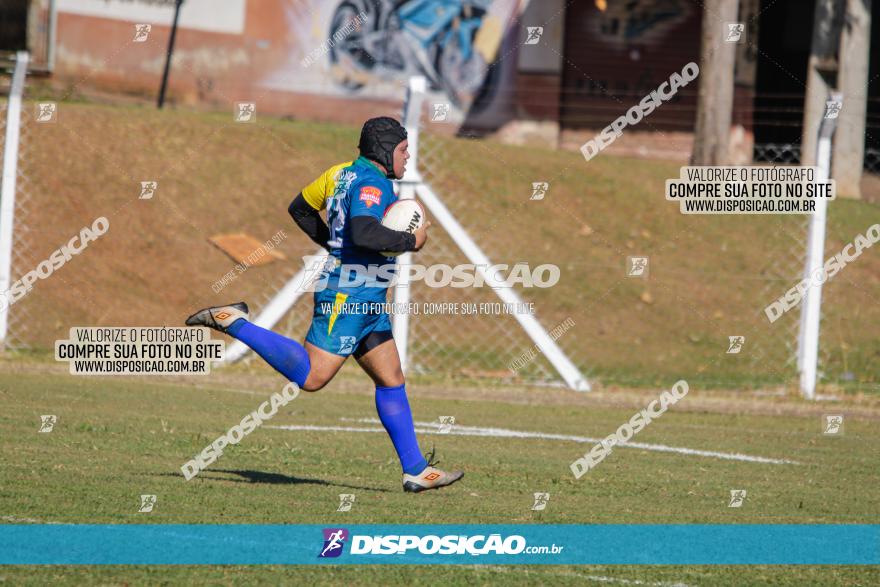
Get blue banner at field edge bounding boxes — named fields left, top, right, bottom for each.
left=0, top=524, right=877, bottom=565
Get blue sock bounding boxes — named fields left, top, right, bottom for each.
left=375, top=384, right=427, bottom=475
left=227, top=319, right=311, bottom=387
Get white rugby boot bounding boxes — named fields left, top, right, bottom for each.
left=402, top=448, right=464, bottom=493
left=185, top=302, right=249, bottom=333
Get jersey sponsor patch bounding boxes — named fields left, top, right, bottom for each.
left=358, top=186, right=383, bottom=208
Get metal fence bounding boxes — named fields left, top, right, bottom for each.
left=2, top=65, right=874, bottom=391
left=864, top=148, right=880, bottom=175
left=0, top=56, right=37, bottom=350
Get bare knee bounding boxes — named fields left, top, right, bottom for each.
left=380, top=370, right=405, bottom=388
left=302, top=372, right=331, bottom=392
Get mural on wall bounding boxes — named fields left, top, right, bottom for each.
left=261, top=0, right=521, bottom=118
left=57, top=0, right=247, bottom=34
left=52, top=0, right=529, bottom=125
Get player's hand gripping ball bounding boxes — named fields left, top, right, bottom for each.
left=381, top=199, right=425, bottom=257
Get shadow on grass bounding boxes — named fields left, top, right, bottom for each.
left=161, top=469, right=392, bottom=493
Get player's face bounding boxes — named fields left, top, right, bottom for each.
left=392, top=140, right=409, bottom=179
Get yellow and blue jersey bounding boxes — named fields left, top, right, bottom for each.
left=300, top=160, right=353, bottom=212
left=300, top=157, right=398, bottom=356
left=302, top=157, right=398, bottom=304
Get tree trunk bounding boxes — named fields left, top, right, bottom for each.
left=832, top=0, right=872, bottom=198
left=692, top=0, right=740, bottom=165
left=801, top=0, right=846, bottom=166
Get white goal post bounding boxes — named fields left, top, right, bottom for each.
left=0, top=51, right=29, bottom=345
left=797, top=93, right=841, bottom=400
left=227, top=76, right=591, bottom=392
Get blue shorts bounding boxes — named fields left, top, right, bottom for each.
left=305, top=289, right=392, bottom=357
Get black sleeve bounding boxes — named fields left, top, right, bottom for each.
left=350, top=215, right=416, bottom=253
left=288, top=193, right=330, bottom=250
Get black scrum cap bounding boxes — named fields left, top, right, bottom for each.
left=358, top=117, right=407, bottom=177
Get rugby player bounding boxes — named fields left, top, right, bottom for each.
left=186, top=117, right=464, bottom=493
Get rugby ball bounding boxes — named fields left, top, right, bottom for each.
left=381, top=199, right=425, bottom=257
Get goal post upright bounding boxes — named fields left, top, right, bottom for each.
left=797, top=93, right=840, bottom=400
left=392, top=76, right=427, bottom=372
left=0, top=51, right=29, bottom=346
left=401, top=76, right=591, bottom=392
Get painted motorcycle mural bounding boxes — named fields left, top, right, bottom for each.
left=328, top=0, right=498, bottom=109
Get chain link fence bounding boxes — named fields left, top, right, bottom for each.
left=398, top=130, right=872, bottom=391
left=1, top=69, right=874, bottom=391
left=268, top=127, right=872, bottom=391
left=0, top=80, right=39, bottom=349
left=754, top=143, right=802, bottom=165
left=753, top=141, right=880, bottom=390
left=0, top=92, right=314, bottom=354
left=408, top=128, right=822, bottom=389
left=864, top=148, right=880, bottom=175
left=410, top=132, right=561, bottom=386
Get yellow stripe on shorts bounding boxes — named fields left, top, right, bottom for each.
left=327, top=292, right=348, bottom=335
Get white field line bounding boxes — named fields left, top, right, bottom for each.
left=267, top=418, right=799, bottom=466
left=0, top=515, right=63, bottom=524
left=583, top=576, right=689, bottom=587
left=476, top=566, right=691, bottom=586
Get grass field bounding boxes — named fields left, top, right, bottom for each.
left=1, top=97, right=878, bottom=584
left=5, top=99, right=880, bottom=390
left=1, top=361, right=878, bottom=585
